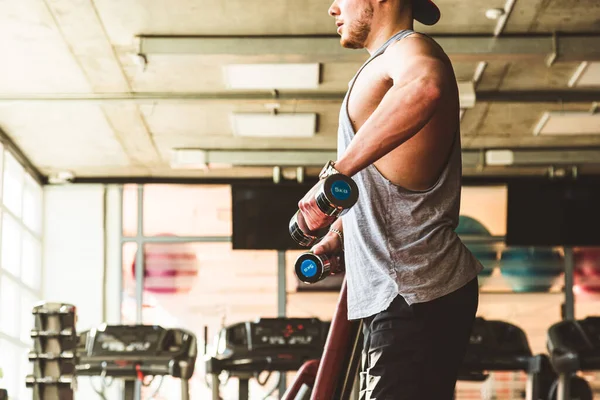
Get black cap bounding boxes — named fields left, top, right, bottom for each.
left=413, top=0, right=441, bottom=26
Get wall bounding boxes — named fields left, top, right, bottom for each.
left=43, top=185, right=105, bottom=329
left=43, top=184, right=121, bottom=399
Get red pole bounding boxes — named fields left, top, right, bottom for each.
left=281, top=359, right=320, bottom=400
left=310, top=280, right=355, bottom=400
left=283, top=280, right=359, bottom=400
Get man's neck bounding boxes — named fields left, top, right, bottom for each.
left=365, top=16, right=414, bottom=55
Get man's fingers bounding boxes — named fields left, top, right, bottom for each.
left=312, top=241, right=328, bottom=255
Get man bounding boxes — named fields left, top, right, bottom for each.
left=297, top=0, right=483, bottom=399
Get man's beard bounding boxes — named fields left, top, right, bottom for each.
left=340, top=5, right=374, bottom=49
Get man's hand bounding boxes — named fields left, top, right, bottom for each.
left=312, top=230, right=343, bottom=256
left=298, top=182, right=337, bottom=232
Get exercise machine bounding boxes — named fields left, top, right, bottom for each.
left=547, top=317, right=598, bottom=400
left=76, top=324, right=197, bottom=400
left=459, top=317, right=557, bottom=399
left=26, top=302, right=78, bottom=400
left=282, top=282, right=362, bottom=400
left=206, top=317, right=330, bottom=400
left=284, top=294, right=565, bottom=400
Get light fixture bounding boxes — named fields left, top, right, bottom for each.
left=223, top=64, right=320, bottom=90
left=485, top=150, right=514, bottom=166
left=170, top=149, right=336, bottom=167
left=47, top=171, right=76, bottom=184
left=533, top=111, right=600, bottom=136
left=230, top=113, right=317, bottom=138
left=568, top=62, right=600, bottom=87
left=458, top=81, right=476, bottom=109
left=485, top=8, right=505, bottom=20
left=170, top=149, right=207, bottom=169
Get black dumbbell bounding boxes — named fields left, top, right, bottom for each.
left=289, top=174, right=358, bottom=247
left=295, top=252, right=345, bottom=284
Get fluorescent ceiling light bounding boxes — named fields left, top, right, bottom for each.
left=458, top=81, right=476, bottom=109
left=533, top=111, right=600, bottom=136
left=170, top=149, right=207, bottom=169
left=223, top=64, right=320, bottom=90
left=231, top=113, right=317, bottom=138
left=485, top=150, right=514, bottom=166
left=171, top=149, right=336, bottom=167
left=569, top=62, right=600, bottom=87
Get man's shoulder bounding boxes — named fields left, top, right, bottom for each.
left=384, top=32, right=444, bottom=60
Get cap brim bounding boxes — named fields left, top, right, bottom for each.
left=413, top=0, right=441, bottom=26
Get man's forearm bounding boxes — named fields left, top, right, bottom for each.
left=334, top=76, right=441, bottom=177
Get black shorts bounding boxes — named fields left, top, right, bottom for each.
left=359, top=277, right=479, bottom=400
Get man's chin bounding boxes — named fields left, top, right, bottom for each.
left=340, top=39, right=363, bottom=49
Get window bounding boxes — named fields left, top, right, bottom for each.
left=22, top=174, right=43, bottom=236
left=0, top=339, right=20, bottom=397
left=1, top=213, right=22, bottom=277
left=0, top=147, right=43, bottom=400
left=3, top=152, right=24, bottom=217
left=120, top=185, right=277, bottom=399
left=0, top=277, right=20, bottom=336
left=21, top=231, right=41, bottom=290
left=122, top=184, right=232, bottom=237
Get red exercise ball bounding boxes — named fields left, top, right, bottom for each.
left=132, top=240, right=200, bottom=294
left=574, top=248, right=600, bottom=293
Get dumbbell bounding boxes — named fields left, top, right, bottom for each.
left=295, top=252, right=345, bottom=284
left=289, top=174, right=359, bottom=247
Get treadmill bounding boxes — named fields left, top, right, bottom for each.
left=459, top=317, right=557, bottom=400
left=547, top=317, right=598, bottom=400
left=206, top=317, right=329, bottom=400
left=77, top=324, right=197, bottom=400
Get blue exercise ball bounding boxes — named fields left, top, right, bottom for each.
left=456, top=215, right=492, bottom=237
left=499, top=247, right=563, bottom=292
left=456, top=216, right=498, bottom=285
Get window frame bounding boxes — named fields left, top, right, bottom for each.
left=0, top=147, right=44, bottom=400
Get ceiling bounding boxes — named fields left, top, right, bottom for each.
left=1, top=0, right=600, bottom=181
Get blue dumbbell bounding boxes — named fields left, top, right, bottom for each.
left=289, top=174, right=358, bottom=247
left=295, top=252, right=344, bottom=284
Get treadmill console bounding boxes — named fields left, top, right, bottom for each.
left=77, top=324, right=197, bottom=379
left=548, top=317, right=600, bottom=373
left=461, top=317, right=533, bottom=377
left=208, top=318, right=329, bottom=373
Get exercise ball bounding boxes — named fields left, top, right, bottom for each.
left=456, top=215, right=492, bottom=237
left=574, top=248, right=600, bottom=293
left=132, top=240, right=200, bottom=294
left=499, top=247, right=563, bottom=293
left=456, top=216, right=498, bottom=286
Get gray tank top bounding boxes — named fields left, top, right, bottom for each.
left=338, top=30, right=483, bottom=320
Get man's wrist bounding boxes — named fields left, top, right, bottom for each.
left=329, top=158, right=355, bottom=177
left=328, top=227, right=344, bottom=251
left=319, top=160, right=341, bottom=179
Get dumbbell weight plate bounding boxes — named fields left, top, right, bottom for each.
left=295, top=253, right=332, bottom=284
left=315, top=174, right=359, bottom=217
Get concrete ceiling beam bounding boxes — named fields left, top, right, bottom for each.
left=136, top=34, right=600, bottom=63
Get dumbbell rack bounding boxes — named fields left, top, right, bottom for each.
left=25, top=303, right=78, bottom=400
